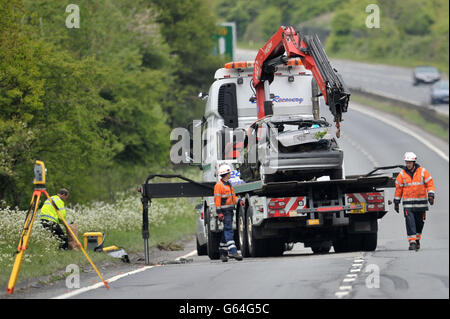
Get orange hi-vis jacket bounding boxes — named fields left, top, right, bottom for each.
left=214, top=179, right=238, bottom=213
left=394, top=164, right=435, bottom=211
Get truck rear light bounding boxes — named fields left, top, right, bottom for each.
left=367, top=196, right=374, bottom=200
left=298, top=200, right=304, bottom=207
left=378, top=204, right=384, bottom=208
left=269, top=210, right=286, bottom=217
left=200, top=212, right=204, bottom=220
left=269, top=200, right=285, bottom=209
left=368, top=204, right=375, bottom=209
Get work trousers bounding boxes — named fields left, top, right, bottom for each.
left=41, top=219, right=68, bottom=250
left=219, top=209, right=237, bottom=256
left=404, top=209, right=426, bottom=242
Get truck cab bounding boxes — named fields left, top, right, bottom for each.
left=201, top=60, right=318, bottom=184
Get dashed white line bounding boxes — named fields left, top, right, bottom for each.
left=343, top=278, right=356, bottom=283
left=339, top=286, right=353, bottom=290
left=335, top=291, right=350, bottom=298
left=335, top=256, right=365, bottom=299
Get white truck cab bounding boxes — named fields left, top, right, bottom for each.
left=201, top=60, right=318, bottom=184
left=199, top=60, right=321, bottom=259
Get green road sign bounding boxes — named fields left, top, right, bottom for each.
left=213, top=22, right=236, bottom=61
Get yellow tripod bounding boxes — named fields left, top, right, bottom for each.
left=7, top=161, right=109, bottom=294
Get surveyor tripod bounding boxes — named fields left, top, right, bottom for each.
left=7, top=161, right=109, bottom=294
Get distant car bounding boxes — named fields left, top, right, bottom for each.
left=195, top=203, right=207, bottom=255
left=239, top=115, right=344, bottom=183
left=413, top=66, right=440, bottom=85
left=430, top=80, right=449, bottom=105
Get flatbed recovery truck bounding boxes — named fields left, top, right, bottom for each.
left=139, top=169, right=398, bottom=263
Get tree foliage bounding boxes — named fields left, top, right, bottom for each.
left=1, top=0, right=222, bottom=207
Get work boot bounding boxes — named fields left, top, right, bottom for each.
left=228, top=252, right=243, bottom=261
left=408, top=242, right=417, bottom=251
left=220, top=254, right=228, bottom=262
left=416, top=240, right=420, bottom=250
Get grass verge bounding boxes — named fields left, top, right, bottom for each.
left=0, top=195, right=199, bottom=288
left=351, top=93, right=449, bottom=142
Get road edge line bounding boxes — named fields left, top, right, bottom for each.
left=351, top=103, right=449, bottom=162
left=53, top=249, right=197, bottom=299
left=52, top=265, right=155, bottom=299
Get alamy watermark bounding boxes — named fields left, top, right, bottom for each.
left=366, top=4, right=380, bottom=29
left=365, top=264, right=380, bottom=288
left=65, top=264, right=80, bottom=289
left=65, top=4, right=80, bottom=29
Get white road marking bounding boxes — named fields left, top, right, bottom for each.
left=54, top=249, right=198, bottom=299
left=342, top=134, right=379, bottom=167
left=335, top=256, right=367, bottom=298
left=352, top=104, right=449, bottom=162
left=343, top=278, right=356, bottom=282
left=53, top=265, right=156, bottom=299
left=339, top=286, right=353, bottom=290
left=335, top=291, right=350, bottom=298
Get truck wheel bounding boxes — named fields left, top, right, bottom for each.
left=196, top=237, right=207, bottom=256
left=247, top=215, right=266, bottom=257
left=206, top=210, right=220, bottom=260
left=361, top=232, right=377, bottom=251
left=234, top=229, right=241, bottom=250
left=238, top=206, right=250, bottom=257
left=311, top=241, right=331, bottom=254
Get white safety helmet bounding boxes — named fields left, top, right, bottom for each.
left=403, top=152, right=417, bottom=162
left=218, top=164, right=232, bottom=176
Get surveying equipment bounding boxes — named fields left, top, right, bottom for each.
left=83, top=232, right=104, bottom=251
left=6, top=161, right=109, bottom=294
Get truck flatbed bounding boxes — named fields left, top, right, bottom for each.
left=233, top=174, right=397, bottom=197
left=142, top=174, right=397, bottom=199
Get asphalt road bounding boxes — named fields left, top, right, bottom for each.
left=235, top=48, right=449, bottom=116
left=42, top=99, right=448, bottom=300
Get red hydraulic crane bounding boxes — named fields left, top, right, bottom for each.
left=252, top=26, right=350, bottom=137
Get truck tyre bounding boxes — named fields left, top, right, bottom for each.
left=247, top=214, right=266, bottom=257
left=238, top=206, right=250, bottom=257
left=196, top=237, right=207, bottom=256
left=361, top=232, right=377, bottom=251
left=205, top=209, right=220, bottom=260
left=311, top=241, right=331, bottom=254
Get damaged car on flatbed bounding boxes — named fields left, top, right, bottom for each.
left=238, top=114, right=344, bottom=183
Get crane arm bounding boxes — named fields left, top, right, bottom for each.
left=252, top=26, right=350, bottom=136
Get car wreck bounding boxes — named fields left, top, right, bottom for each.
left=238, top=115, right=344, bottom=183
